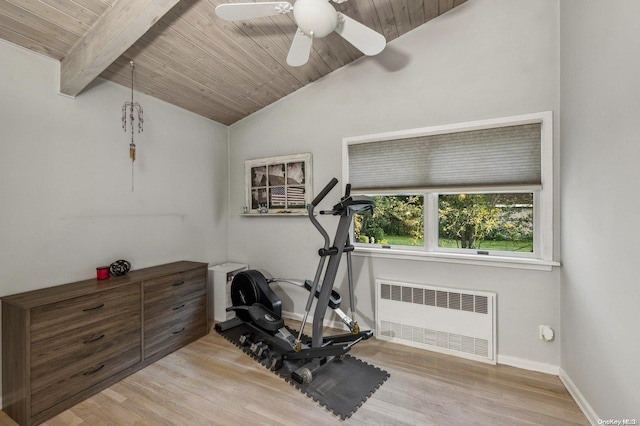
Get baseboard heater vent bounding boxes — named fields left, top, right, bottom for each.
left=375, top=279, right=496, bottom=363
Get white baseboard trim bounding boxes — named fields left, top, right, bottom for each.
left=559, top=368, right=599, bottom=426
left=496, top=354, right=560, bottom=375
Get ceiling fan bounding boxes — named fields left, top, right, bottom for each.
left=215, top=0, right=387, bottom=67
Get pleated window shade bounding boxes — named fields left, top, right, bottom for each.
left=348, top=123, right=542, bottom=191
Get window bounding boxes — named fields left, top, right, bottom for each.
left=344, top=112, right=554, bottom=264
left=438, top=192, right=534, bottom=254
left=355, top=194, right=424, bottom=247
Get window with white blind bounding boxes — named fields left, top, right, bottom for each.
left=343, top=112, right=555, bottom=265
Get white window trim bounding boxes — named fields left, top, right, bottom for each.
left=352, top=248, right=559, bottom=271
left=342, top=111, right=558, bottom=270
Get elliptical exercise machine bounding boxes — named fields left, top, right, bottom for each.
left=215, top=178, right=375, bottom=385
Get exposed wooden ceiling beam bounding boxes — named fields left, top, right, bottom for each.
left=1, top=0, right=468, bottom=123
left=59, top=0, right=180, bottom=97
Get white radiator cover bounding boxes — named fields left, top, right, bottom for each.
left=375, top=279, right=496, bottom=364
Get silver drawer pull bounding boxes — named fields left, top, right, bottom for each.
left=83, top=334, right=105, bottom=344
left=82, top=303, right=105, bottom=312
left=172, top=281, right=185, bottom=287
left=172, top=304, right=185, bottom=311
left=83, top=364, right=105, bottom=376
left=172, top=327, right=185, bottom=335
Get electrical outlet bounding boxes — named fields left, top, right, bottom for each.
left=539, top=325, right=555, bottom=341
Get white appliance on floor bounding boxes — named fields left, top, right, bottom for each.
left=208, top=262, right=248, bottom=323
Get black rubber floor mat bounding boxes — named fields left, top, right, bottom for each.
left=217, top=322, right=389, bottom=420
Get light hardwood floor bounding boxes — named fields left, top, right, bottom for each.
left=2, top=323, right=588, bottom=426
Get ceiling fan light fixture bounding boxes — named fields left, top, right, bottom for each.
left=215, top=0, right=387, bottom=67
left=293, top=0, right=338, bottom=38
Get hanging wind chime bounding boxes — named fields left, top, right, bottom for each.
left=122, top=60, right=143, bottom=191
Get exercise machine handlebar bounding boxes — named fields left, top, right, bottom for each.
left=311, top=177, right=338, bottom=207
left=298, top=177, right=339, bottom=346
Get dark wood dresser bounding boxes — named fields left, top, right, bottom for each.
left=1, top=260, right=209, bottom=426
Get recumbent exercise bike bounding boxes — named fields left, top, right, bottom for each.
left=215, top=178, right=374, bottom=384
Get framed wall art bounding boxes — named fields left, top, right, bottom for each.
left=244, top=153, right=312, bottom=215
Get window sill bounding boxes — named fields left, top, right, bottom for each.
left=240, top=212, right=309, bottom=217
left=353, top=246, right=560, bottom=271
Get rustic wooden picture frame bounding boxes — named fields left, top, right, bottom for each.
left=244, top=153, right=312, bottom=215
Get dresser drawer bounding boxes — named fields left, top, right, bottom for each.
left=31, top=314, right=141, bottom=380
left=30, top=345, right=140, bottom=416
left=145, top=294, right=205, bottom=333
left=30, top=284, right=140, bottom=343
left=144, top=298, right=207, bottom=358
left=145, top=285, right=206, bottom=321
left=144, top=268, right=206, bottom=306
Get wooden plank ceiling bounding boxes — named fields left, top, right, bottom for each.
left=0, top=0, right=466, bottom=125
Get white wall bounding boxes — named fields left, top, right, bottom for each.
left=0, top=41, right=229, bottom=297
left=0, top=38, right=229, bottom=400
left=560, top=0, right=640, bottom=419
left=228, top=0, right=561, bottom=368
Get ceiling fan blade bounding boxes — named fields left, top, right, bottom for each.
left=335, top=13, right=386, bottom=56
left=215, top=2, right=293, bottom=22
left=287, top=29, right=313, bottom=67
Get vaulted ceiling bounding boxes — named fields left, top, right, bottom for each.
left=0, top=0, right=467, bottom=125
